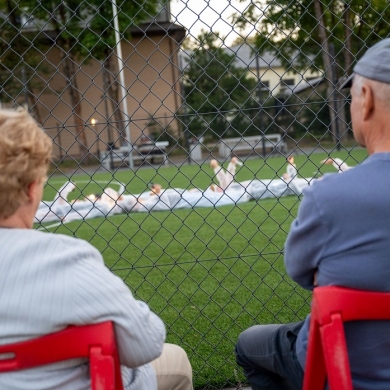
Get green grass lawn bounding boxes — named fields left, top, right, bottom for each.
left=39, top=149, right=367, bottom=389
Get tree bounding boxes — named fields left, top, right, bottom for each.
left=0, top=0, right=91, bottom=158
left=0, top=1, right=47, bottom=122
left=76, top=0, right=160, bottom=146
left=183, top=31, right=258, bottom=141
left=233, top=0, right=390, bottom=144
left=3, top=0, right=161, bottom=158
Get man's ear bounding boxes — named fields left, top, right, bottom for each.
left=361, top=84, right=374, bottom=121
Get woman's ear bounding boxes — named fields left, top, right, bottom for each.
left=27, top=180, right=37, bottom=200
left=26, top=179, right=43, bottom=204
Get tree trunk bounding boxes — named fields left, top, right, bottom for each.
left=337, top=1, right=353, bottom=141
left=313, top=0, right=343, bottom=146
left=343, top=2, right=353, bottom=73
left=54, top=3, right=88, bottom=160
left=61, top=45, right=89, bottom=159
left=26, top=80, right=43, bottom=124
left=102, top=51, right=127, bottom=146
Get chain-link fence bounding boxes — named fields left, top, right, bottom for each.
left=2, top=0, right=390, bottom=388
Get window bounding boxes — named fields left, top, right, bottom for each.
left=280, top=78, right=295, bottom=89
left=260, top=80, right=270, bottom=91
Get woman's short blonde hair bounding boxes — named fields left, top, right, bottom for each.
left=0, top=108, right=52, bottom=219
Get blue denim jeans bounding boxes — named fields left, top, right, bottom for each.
left=235, top=321, right=304, bottom=390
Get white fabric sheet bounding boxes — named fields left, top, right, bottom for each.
left=35, top=177, right=314, bottom=224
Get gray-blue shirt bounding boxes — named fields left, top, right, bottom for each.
left=285, top=153, right=390, bottom=390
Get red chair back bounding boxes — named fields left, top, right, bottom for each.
left=303, top=286, right=390, bottom=390
left=0, top=321, right=124, bottom=390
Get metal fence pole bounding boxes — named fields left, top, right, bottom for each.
left=112, top=0, right=134, bottom=169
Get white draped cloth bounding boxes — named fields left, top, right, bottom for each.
left=35, top=177, right=314, bottom=224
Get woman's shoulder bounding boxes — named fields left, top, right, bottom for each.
left=30, top=228, right=82, bottom=243
left=28, top=229, right=100, bottom=258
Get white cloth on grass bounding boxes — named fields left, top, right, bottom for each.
left=35, top=177, right=314, bottom=223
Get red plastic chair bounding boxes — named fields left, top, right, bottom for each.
left=0, top=321, right=124, bottom=390
left=303, top=286, right=390, bottom=390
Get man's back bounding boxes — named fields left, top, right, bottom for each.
left=286, top=153, right=390, bottom=389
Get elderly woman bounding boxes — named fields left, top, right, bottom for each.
left=0, top=108, right=192, bottom=390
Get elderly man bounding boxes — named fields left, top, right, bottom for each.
left=0, top=108, right=193, bottom=389
left=235, top=38, right=390, bottom=390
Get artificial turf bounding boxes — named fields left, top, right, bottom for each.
left=38, top=148, right=367, bottom=388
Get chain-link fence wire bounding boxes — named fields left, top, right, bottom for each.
left=2, top=0, right=390, bottom=388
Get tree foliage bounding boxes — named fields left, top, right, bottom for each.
left=235, top=0, right=390, bottom=75
left=0, top=0, right=161, bottom=157
left=233, top=0, right=390, bottom=142
left=0, top=1, right=48, bottom=122
left=183, top=31, right=258, bottom=141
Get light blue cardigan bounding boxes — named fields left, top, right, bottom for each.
left=0, top=229, right=165, bottom=389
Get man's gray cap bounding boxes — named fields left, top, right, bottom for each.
left=340, top=38, right=390, bottom=89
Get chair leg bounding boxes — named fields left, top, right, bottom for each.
left=321, top=314, right=353, bottom=390
left=90, top=346, right=116, bottom=390
left=303, top=321, right=327, bottom=390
